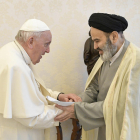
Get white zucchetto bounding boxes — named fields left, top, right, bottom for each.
left=20, top=19, right=50, bottom=31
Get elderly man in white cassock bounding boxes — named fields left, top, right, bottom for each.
left=55, top=13, right=140, bottom=140
left=0, top=19, right=81, bottom=140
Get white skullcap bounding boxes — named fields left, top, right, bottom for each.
left=20, top=19, right=50, bottom=31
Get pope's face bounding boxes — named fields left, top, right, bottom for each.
left=30, top=30, right=52, bottom=64
left=90, top=27, right=117, bottom=61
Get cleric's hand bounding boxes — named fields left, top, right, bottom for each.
left=54, top=104, right=75, bottom=122
left=58, top=93, right=82, bottom=102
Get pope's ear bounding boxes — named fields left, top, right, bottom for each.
left=27, top=36, right=34, bottom=49
left=109, top=31, right=118, bottom=44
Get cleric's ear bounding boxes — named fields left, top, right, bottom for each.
left=109, top=31, right=119, bottom=44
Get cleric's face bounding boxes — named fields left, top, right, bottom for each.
left=90, top=27, right=117, bottom=61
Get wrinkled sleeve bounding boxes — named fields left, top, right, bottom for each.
left=13, top=105, right=63, bottom=129
left=75, top=71, right=105, bottom=131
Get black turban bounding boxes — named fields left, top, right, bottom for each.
left=88, top=13, right=128, bottom=33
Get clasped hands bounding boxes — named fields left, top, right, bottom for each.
left=54, top=93, right=82, bottom=122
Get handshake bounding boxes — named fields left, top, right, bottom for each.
left=53, top=93, right=82, bottom=122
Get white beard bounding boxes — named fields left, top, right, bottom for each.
left=100, top=38, right=117, bottom=62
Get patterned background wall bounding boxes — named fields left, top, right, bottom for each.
left=0, top=0, right=140, bottom=139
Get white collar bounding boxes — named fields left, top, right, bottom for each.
left=14, top=40, right=31, bottom=65
left=109, top=41, right=125, bottom=66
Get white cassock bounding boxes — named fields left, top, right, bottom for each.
left=0, top=40, right=62, bottom=140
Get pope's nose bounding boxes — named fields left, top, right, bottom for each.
left=45, top=47, right=50, bottom=53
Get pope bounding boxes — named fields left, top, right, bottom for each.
left=0, top=19, right=81, bottom=140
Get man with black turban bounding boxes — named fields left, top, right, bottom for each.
left=55, top=13, right=140, bottom=140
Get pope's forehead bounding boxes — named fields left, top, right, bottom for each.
left=41, top=31, right=52, bottom=41
left=40, top=30, right=51, bottom=37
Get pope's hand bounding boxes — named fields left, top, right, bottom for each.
left=54, top=104, right=75, bottom=122
left=58, top=93, right=82, bottom=102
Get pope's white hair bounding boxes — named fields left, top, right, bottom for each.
left=15, top=30, right=43, bottom=43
